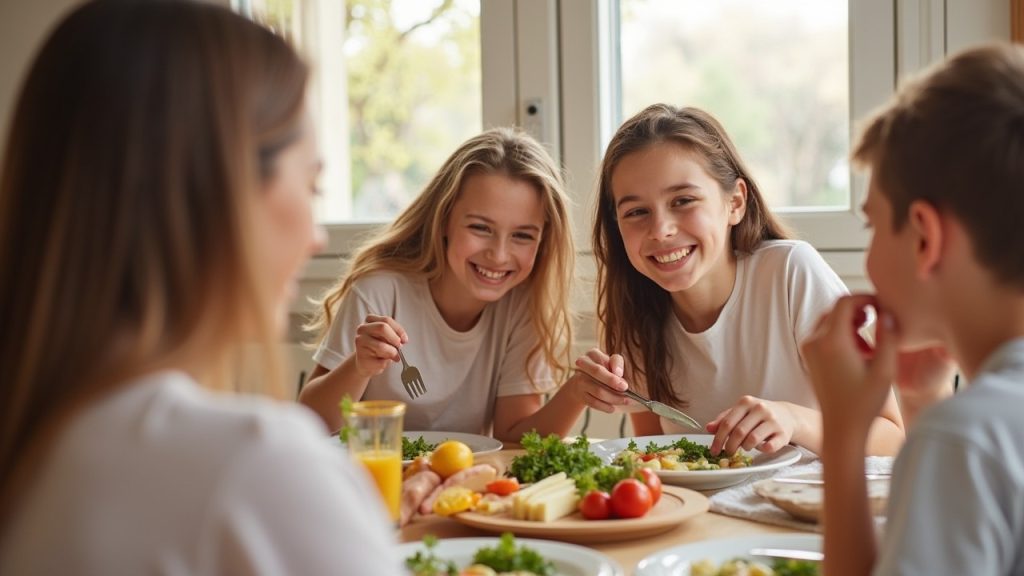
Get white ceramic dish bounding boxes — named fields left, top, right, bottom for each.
left=398, top=536, right=624, bottom=576
left=590, top=435, right=801, bottom=490
left=402, top=431, right=503, bottom=464
left=634, top=533, right=822, bottom=576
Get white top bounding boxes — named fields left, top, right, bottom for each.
left=313, top=271, right=557, bottom=434
left=875, top=339, right=1024, bottom=576
left=0, top=371, right=402, bottom=576
left=654, top=240, right=847, bottom=431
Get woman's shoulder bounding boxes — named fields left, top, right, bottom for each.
left=746, top=239, right=832, bottom=275
left=349, top=269, right=425, bottom=293
left=121, top=371, right=332, bottom=457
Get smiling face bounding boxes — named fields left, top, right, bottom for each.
left=253, top=112, right=326, bottom=334
left=611, top=142, right=746, bottom=299
left=432, top=171, right=545, bottom=324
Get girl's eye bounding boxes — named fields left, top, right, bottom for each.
left=512, top=232, right=537, bottom=242
left=469, top=224, right=491, bottom=234
left=621, top=207, right=647, bottom=219
left=671, top=196, right=693, bottom=207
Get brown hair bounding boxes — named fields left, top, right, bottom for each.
left=854, top=43, right=1024, bottom=289
left=594, top=104, right=789, bottom=406
left=0, top=0, right=308, bottom=520
left=307, top=127, right=576, bottom=385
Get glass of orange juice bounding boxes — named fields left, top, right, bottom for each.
left=346, top=400, right=405, bottom=522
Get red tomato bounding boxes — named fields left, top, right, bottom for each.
left=610, top=478, right=653, bottom=519
left=639, top=468, right=662, bottom=505
left=484, top=478, right=520, bottom=496
left=640, top=453, right=658, bottom=462
left=579, top=490, right=611, bottom=520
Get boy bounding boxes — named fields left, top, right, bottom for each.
left=801, top=43, right=1024, bottom=575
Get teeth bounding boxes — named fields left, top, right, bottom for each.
left=653, top=247, right=693, bottom=264
left=473, top=264, right=508, bottom=280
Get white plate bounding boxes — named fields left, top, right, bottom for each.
left=402, top=431, right=503, bottom=464
left=635, top=534, right=822, bottom=576
left=590, top=435, right=801, bottom=490
left=399, top=536, right=623, bottom=576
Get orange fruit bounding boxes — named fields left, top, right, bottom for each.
left=429, top=440, right=473, bottom=479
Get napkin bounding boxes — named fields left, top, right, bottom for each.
left=708, top=453, right=894, bottom=533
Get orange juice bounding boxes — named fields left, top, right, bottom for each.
left=356, top=449, right=402, bottom=521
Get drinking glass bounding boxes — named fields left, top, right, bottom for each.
left=347, top=400, right=405, bottom=522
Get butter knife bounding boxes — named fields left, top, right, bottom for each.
left=621, top=388, right=701, bottom=430
left=749, top=548, right=824, bottom=562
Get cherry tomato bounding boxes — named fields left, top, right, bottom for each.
left=579, top=490, right=611, bottom=520
left=610, top=478, right=653, bottom=519
left=639, top=468, right=662, bottom=505
left=484, top=477, right=520, bottom=496
left=640, top=453, right=658, bottom=462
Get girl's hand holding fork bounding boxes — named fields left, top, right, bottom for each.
left=353, top=315, right=408, bottom=378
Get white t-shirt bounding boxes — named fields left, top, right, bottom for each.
left=654, top=240, right=847, bottom=431
left=875, top=339, right=1024, bottom=576
left=0, top=371, right=402, bottom=576
left=313, top=271, right=557, bottom=434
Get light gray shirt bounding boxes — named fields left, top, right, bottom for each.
left=876, top=338, right=1024, bottom=575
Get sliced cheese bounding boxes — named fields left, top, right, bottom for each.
left=527, top=482, right=578, bottom=522
left=512, top=472, right=566, bottom=519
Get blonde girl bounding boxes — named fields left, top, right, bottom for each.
left=0, top=1, right=400, bottom=573
left=302, top=128, right=594, bottom=442
left=574, top=104, right=904, bottom=456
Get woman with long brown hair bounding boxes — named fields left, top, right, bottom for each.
left=0, top=1, right=399, bottom=573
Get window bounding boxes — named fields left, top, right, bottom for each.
left=236, top=0, right=482, bottom=225
left=618, top=0, right=850, bottom=211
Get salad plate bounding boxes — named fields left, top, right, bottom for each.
left=402, top=431, right=503, bottom=464
left=635, top=533, right=823, bottom=576
left=398, top=536, right=623, bottom=576
left=590, top=435, right=801, bottom=491
left=451, top=485, right=708, bottom=544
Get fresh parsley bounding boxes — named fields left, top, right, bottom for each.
left=404, top=534, right=457, bottom=576
left=508, top=432, right=602, bottom=483
left=471, top=533, right=554, bottom=576
left=402, top=435, right=438, bottom=460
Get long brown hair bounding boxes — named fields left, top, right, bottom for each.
left=0, top=0, right=308, bottom=520
left=594, top=104, right=789, bottom=406
left=854, top=43, right=1024, bottom=289
left=307, top=128, right=576, bottom=385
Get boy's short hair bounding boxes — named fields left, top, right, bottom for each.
left=853, top=43, right=1024, bottom=289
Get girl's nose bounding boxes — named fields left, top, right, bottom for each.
left=487, top=237, right=510, bottom=263
left=649, top=210, right=677, bottom=240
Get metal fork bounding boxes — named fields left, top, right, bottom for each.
left=396, top=347, right=426, bottom=399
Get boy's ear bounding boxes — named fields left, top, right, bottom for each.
left=728, top=178, right=748, bottom=225
left=908, top=200, right=943, bottom=279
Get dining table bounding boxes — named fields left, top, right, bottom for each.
left=398, top=447, right=813, bottom=573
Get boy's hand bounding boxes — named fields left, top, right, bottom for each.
left=801, top=294, right=900, bottom=436
left=706, top=397, right=797, bottom=455
left=352, top=314, right=408, bottom=378
left=567, top=348, right=633, bottom=413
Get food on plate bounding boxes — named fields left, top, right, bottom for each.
left=638, top=468, right=663, bottom=504
left=433, top=486, right=482, bottom=517
left=511, top=472, right=578, bottom=522
left=615, top=438, right=752, bottom=471
left=609, top=478, right=652, bottom=519
left=405, top=533, right=555, bottom=576
left=431, top=440, right=475, bottom=479
left=473, top=492, right=515, bottom=516
left=752, top=475, right=890, bottom=523
left=690, top=557, right=820, bottom=576
left=420, top=464, right=499, bottom=515
left=405, top=455, right=432, bottom=479
left=404, top=435, right=440, bottom=460
left=508, top=432, right=601, bottom=483
left=579, top=489, right=611, bottom=520
left=400, top=470, right=442, bottom=526
left=485, top=477, right=520, bottom=496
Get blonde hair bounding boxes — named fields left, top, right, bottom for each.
left=0, top=0, right=308, bottom=519
left=594, top=104, right=790, bottom=406
left=308, top=128, right=575, bottom=384
left=854, top=43, right=1024, bottom=289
